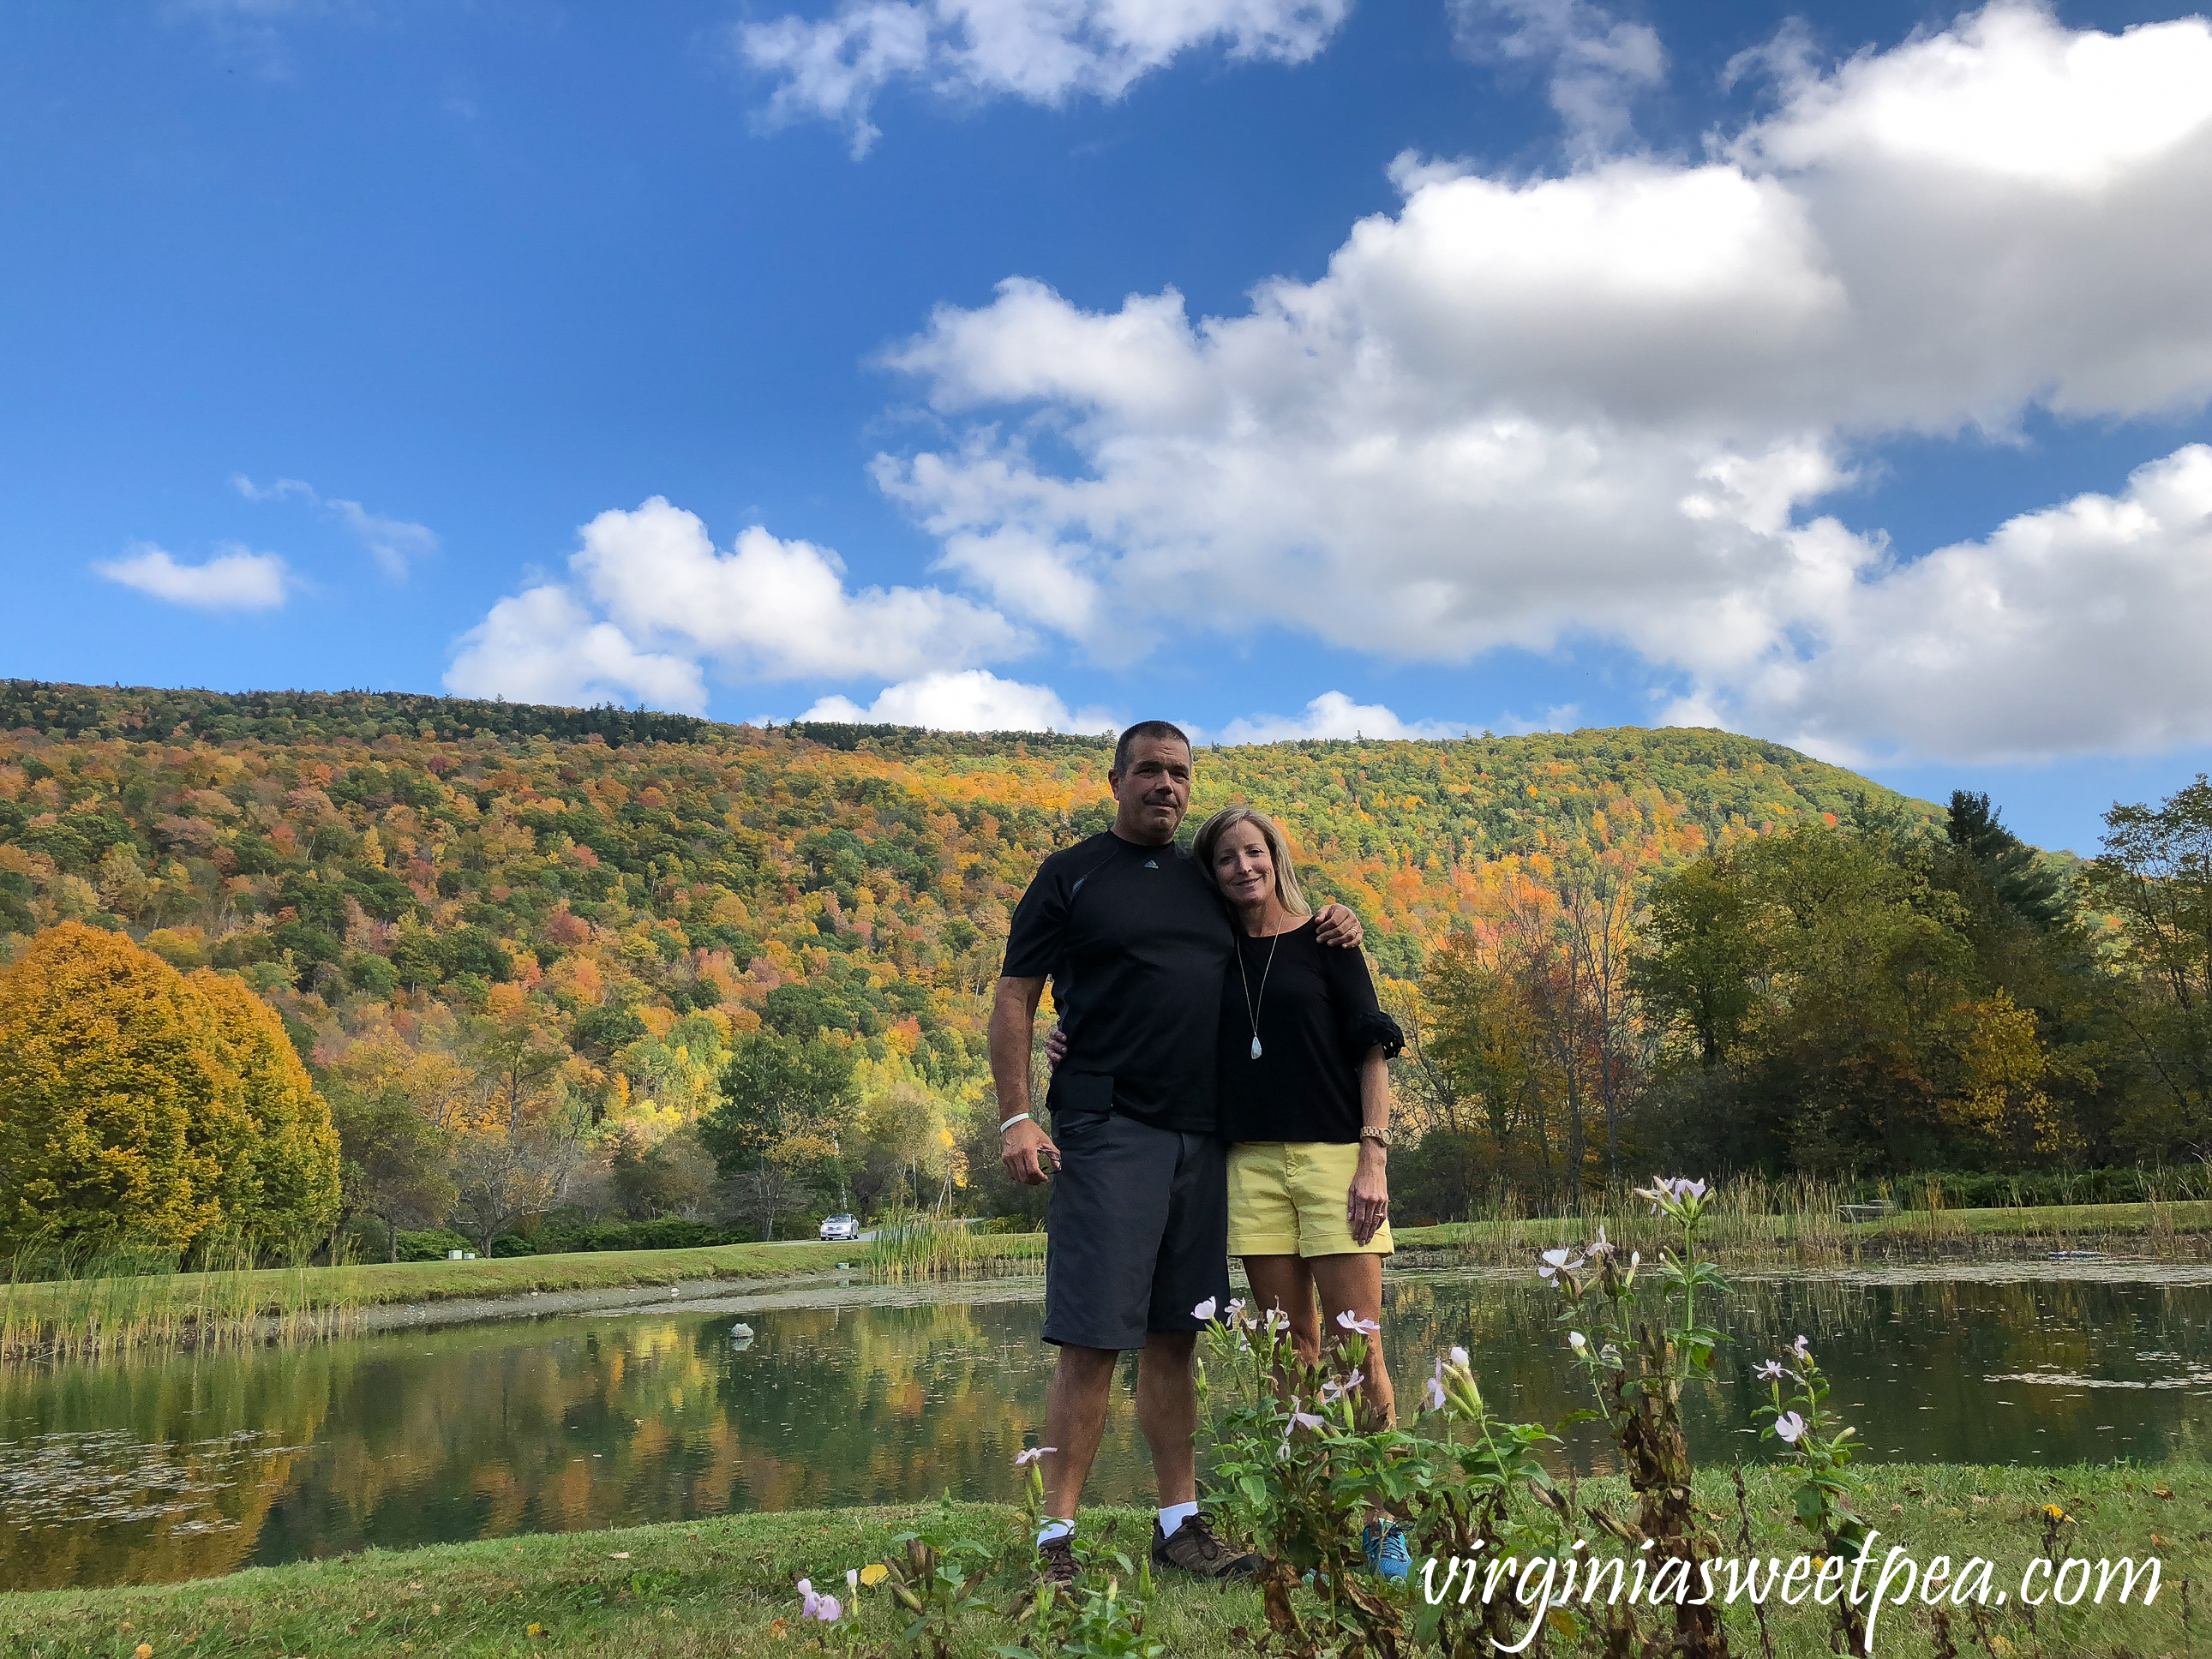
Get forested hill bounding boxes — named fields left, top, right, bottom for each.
left=0, top=680, right=1932, bottom=1081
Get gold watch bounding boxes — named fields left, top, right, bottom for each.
left=1359, top=1126, right=1393, bottom=1148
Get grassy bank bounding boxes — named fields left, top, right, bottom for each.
left=6, top=1462, right=2199, bottom=1656
left=0, top=1237, right=1047, bottom=1360
left=1394, top=1193, right=2212, bottom=1267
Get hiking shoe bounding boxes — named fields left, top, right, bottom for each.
left=1362, top=1519, right=1412, bottom=1582
left=1037, top=1536, right=1078, bottom=1585
left=1152, top=1513, right=1263, bottom=1579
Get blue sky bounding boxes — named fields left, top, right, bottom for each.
left=4, top=0, right=2211, bottom=854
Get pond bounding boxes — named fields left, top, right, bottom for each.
left=7, top=1264, right=2212, bottom=1590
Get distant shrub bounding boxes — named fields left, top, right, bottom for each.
left=395, top=1227, right=473, bottom=1261
left=482, top=1217, right=760, bottom=1256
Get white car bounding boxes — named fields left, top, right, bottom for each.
left=819, top=1213, right=861, bottom=1242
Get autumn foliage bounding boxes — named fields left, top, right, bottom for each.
left=27, top=678, right=2205, bottom=1240
left=194, top=966, right=343, bottom=1245
left=0, top=922, right=339, bottom=1251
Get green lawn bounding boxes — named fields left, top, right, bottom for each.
left=7, top=1463, right=2197, bottom=1656
left=287, top=1242, right=873, bottom=1308
left=1393, top=1196, right=2212, bottom=1258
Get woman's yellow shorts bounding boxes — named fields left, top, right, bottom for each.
left=1226, top=1141, right=1394, bottom=1258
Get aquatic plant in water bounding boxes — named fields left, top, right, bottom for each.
left=867, top=1213, right=1045, bottom=1283
left=1, top=1228, right=363, bottom=1362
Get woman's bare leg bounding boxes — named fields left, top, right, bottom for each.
left=1241, top=1255, right=1321, bottom=1367
left=1307, top=1252, right=1394, bottom=1425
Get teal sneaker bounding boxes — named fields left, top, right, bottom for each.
left=1361, top=1519, right=1412, bottom=1581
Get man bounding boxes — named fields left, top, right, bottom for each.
left=990, top=720, right=1363, bottom=1582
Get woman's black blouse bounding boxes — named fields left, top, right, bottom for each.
left=1215, top=919, right=1405, bottom=1144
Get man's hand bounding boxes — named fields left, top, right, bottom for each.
left=1002, top=1117, right=1062, bottom=1185
left=1315, top=901, right=1364, bottom=949
left=1043, top=1023, right=1067, bottom=1070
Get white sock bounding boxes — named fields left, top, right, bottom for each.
left=1159, top=1500, right=1199, bottom=1538
left=1038, top=1518, right=1074, bottom=1547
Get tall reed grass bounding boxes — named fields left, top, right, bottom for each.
left=866, top=1213, right=1046, bottom=1281
left=1, top=1233, right=364, bottom=1362
left=1424, top=1171, right=2212, bottom=1268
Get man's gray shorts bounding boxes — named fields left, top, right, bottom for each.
left=1042, top=1109, right=1231, bottom=1351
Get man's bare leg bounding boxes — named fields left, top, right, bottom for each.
left=1136, top=1327, right=1264, bottom=1578
left=1041, top=1344, right=1121, bottom=1525
left=1135, top=1331, right=1197, bottom=1506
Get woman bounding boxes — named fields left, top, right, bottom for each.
left=1192, top=805, right=1404, bottom=1436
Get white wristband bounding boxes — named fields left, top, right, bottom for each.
left=999, top=1112, right=1034, bottom=1134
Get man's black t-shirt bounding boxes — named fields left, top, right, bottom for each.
left=1001, top=830, right=1232, bottom=1133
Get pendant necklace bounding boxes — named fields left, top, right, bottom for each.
left=1237, top=925, right=1282, bottom=1060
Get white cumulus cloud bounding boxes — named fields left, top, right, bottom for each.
left=447, top=497, right=1028, bottom=712
left=868, top=3, right=2212, bottom=762
left=446, top=584, right=710, bottom=712
left=738, top=0, right=1351, bottom=157
left=799, top=668, right=1117, bottom=732
left=95, top=542, right=290, bottom=611
left=1690, top=445, right=2212, bottom=764
left=1220, top=692, right=1472, bottom=744
left=566, top=496, right=1023, bottom=680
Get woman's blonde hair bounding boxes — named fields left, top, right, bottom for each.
left=1193, top=805, right=1312, bottom=918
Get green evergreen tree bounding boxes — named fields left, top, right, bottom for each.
left=1948, top=790, right=2066, bottom=930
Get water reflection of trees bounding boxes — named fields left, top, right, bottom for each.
left=0, top=1298, right=1160, bottom=1590
left=2, top=1344, right=339, bottom=1589
left=10, top=1276, right=2212, bottom=1591
left=1384, top=1275, right=2212, bottom=1477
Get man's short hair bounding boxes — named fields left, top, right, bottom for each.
left=1112, top=720, right=1191, bottom=776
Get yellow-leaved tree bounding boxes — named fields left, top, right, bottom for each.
left=0, top=922, right=340, bottom=1254
left=194, top=967, right=343, bottom=1247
